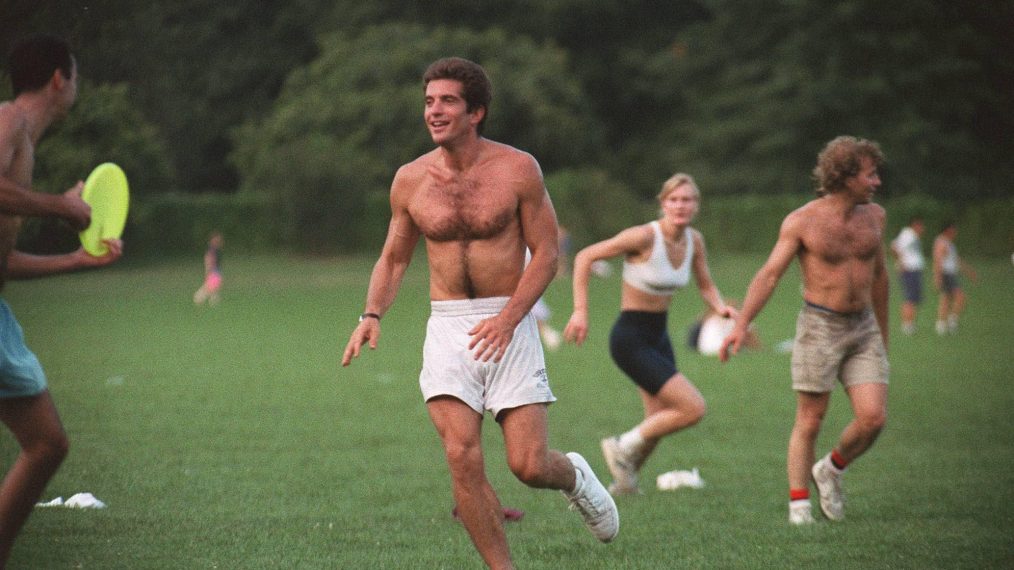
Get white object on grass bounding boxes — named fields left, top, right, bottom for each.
left=36, top=492, right=107, bottom=509
left=656, top=467, right=705, bottom=490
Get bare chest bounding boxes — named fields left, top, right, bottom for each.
left=803, top=215, right=882, bottom=264
left=410, top=176, right=518, bottom=242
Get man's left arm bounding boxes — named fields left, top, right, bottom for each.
left=468, top=154, right=558, bottom=362
left=5, top=241, right=123, bottom=279
left=872, top=210, right=890, bottom=350
left=506, top=155, right=559, bottom=324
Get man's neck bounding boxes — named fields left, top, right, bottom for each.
left=823, top=191, right=867, bottom=218
left=438, top=135, right=485, bottom=172
left=12, top=94, right=55, bottom=145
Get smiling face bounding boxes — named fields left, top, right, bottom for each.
left=424, top=78, right=484, bottom=147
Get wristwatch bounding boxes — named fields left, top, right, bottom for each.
left=359, top=312, right=381, bottom=322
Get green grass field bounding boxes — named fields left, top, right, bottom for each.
left=3, top=252, right=1012, bottom=569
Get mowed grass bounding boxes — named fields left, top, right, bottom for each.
left=2, top=252, right=1012, bottom=569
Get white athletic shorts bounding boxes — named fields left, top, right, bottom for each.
left=420, top=297, right=556, bottom=418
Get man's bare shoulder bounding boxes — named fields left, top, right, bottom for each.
left=863, top=202, right=887, bottom=225
left=482, top=139, right=541, bottom=174
left=781, top=199, right=823, bottom=231
left=0, top=102, right=28, bottom=141
left=397, top=149, right=439, bottom=177
left=392, top=150, right=439, bottom=190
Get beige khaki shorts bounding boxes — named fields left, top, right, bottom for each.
left=790, top=303, right=889, bottom=393
left=419, top=297, right=556, bottom=418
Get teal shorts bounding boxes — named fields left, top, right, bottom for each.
left=0, top=300, right=47, bottom=398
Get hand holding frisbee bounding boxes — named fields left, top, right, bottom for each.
left=79, top=163, right=129, bottom=256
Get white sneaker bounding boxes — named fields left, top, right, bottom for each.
left=788, top=500, right=815, bottom=525
left=600, top=437, right=639, bottom=495
left=563, top=452, right=619, bottom=542
left=811, top=455, right=845, bottom=521
left=935, top=320, right=948, bottom=335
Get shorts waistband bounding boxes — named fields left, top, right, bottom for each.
left=803, top=300, right=869, bottom=319
left=430, top=296, right=511, bottom=317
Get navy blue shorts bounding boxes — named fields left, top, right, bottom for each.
left=609, top=311, right=677, bottom=395
left=899, top=270, right=923, bottom=303
left=941, top=273, right=960, bottom=294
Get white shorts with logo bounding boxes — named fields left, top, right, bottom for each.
left=420, top=297, right=556, bottom=419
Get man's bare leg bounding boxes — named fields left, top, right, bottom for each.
left=499, top=404, right=575, bottom=491
left=837, top=382, right=887, bottom=462
left=427, top=396, right=512, bottom=570
left=0, top=392, right=69, bottom=566
left=787, top=391, right=830, bottom=490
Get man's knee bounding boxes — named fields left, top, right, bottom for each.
left=857, top=408, right=887, bottom=436
left=507, top=452, right=555, bottom=488
left=41, top=432, right=69, bottom=465
left=793, top=410, right=825, bottom=438
left=443, top=440, right=483, bottom=477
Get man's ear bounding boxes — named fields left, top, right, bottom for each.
left=470, top=105, right=486, bottom=126
left=49, top=69, right=66, bottom=91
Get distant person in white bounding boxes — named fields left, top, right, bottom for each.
left=890, top=217, right=925, bottom=335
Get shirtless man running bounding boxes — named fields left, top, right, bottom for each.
left=721, top=136, right=889, bottom=525
left=342, top=57, right=617, bottom=569
left=0, top=35, right=123, bottom=566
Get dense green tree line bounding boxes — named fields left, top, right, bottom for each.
left=3, top=0, right=1011, bottom=252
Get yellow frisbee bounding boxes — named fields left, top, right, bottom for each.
left=79, top=163, right=129, bottom=256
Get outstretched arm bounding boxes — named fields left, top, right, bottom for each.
left=719, top=214, right=801, bottom=362
left=342, top=168, right=420, bottom=367
left=5, top=240, right=123, bottom=279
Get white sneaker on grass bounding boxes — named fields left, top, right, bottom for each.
left=811, top=454, right=845, bottom=521
left=600, top=437, right=639, bottom=496
left=563, top=452, right=619, bottom=542
left=788, top=500, right=815, bottom=525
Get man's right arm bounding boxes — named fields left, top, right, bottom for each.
left=0, top=111, right=91, bottom=228
left=341, top=167, right=421, bottom=367
left=720, top=213, right=802, bottom=361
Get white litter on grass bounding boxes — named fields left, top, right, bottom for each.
left=656, top=467, right=706, bottom=491
left=36, top=492, right=107, bottom=509
left=590, top=260, right=613, bottom=278
left=774, top=339, right=795, bottom=354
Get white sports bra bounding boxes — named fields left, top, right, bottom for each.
left=622, top=222, right=693, bottom=296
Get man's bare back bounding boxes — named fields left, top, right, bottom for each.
left=790, top=197, right=886, bottom=313
left=0, top=103, right=36, bottom=261
left=398, top=140, right=549, bottom=301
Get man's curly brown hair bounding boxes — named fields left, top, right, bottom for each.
left=812, top=136, right=884, bottom=196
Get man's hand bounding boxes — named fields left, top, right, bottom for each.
left=76, top=239, right=123, bottom=267
left=718, top=328, right=744, bottom=363
left=342, top=319, right=380, bottom=367
left=468, top=314, right=516, bottom=363
left=60, top=182, right=91, bottom=231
